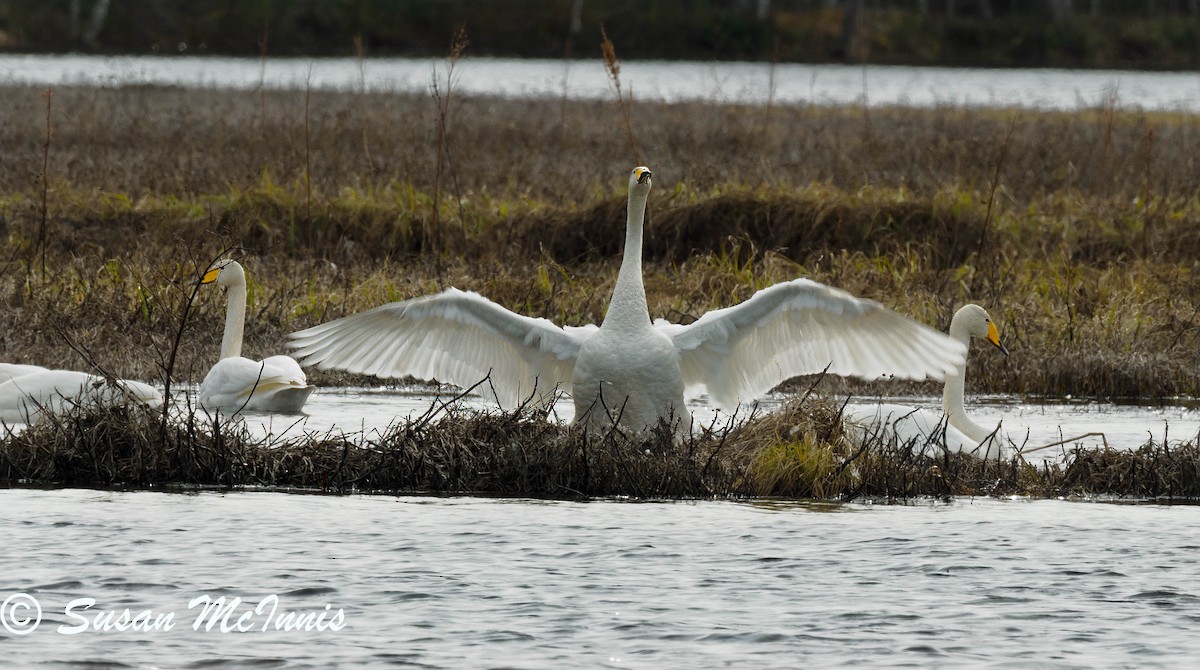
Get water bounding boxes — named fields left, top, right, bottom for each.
left=3, top=51, right=1197, bottom=664
left=2, top=53, right=1198, bottom=111
left=234, top=386, right=1200, bottom=457
left=3, top=383, right=1195, bottom=458
left=1, top=489, right=1197, bottom=667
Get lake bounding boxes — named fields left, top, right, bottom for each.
left=1, top=53, right=1197, bottom=111
left=3, top=50, right=1199, bottom=668
left=1, top=489, right=1197, bottom=667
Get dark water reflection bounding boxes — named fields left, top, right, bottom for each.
left=2, top=490, right=1198, bottom=667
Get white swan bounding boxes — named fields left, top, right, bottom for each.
left=843, top=304, right=1008, bottom=458
left=0, top=363, right=49, bottom=384
left=289, top=167, right=966, bottom=432
left=199, top=260, right=314, bottom=414
left=0, top=369, right=162, bottom=425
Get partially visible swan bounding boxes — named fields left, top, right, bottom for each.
left=199, top=260, right=314, bottom=414
left=843, top=304, right=1008, bottom=459
left=0, top=363, right=49, bottom=384
left=289, top=167, right=966, bottom=432
left=0, top=369, right=162, bottom=425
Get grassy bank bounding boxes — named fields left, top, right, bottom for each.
left=5, top=396, right=1199, bottom=501
left=1, top=85, right=1198, bottom=399
left=2, top=83, right=1200, bottom=500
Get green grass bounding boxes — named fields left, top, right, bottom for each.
left=4, top=174, right=1198, bottom=399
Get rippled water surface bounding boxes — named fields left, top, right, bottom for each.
left=2, top=490, right=1199, bottom=668
left=1, top=54, right=1198, bottom=110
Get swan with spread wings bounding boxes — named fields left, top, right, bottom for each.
left=289, top=167, right=966, bottom=432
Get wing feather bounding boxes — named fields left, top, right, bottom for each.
left=289, top=288, right=586, bottom=407
left=665, top=279, right=966, bottom=410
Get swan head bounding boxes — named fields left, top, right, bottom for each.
left=952, top=304, right=1008, bottom=355
left=201, top=259, right=245, bottom=289
left=629, top=166, right=652, bottom=195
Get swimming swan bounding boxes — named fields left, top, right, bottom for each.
left=0, top=363, right=50, bottom=384
left=0, top=369, right=162, bottom=424
left=199, top=260, right=314, bottom=414
left=843, top=304, right=1008, bottom=458
left=288, top=167, right=966, bottom=432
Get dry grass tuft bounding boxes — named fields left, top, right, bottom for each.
left=5, top=394, right=1200, bottom=503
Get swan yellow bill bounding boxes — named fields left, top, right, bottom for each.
left=201, top=267, right=221, bottom=284
left=986, top=321, right=1009, bottom=356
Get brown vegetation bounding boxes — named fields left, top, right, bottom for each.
left=1, top=82, right=1199, bottom=499
left=3, top=394, right=1199, bottom=501
left=1, top=85, right=1198, bottom=399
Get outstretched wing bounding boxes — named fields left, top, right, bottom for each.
left=663, top=279, right=966, bottom=410
left=288, top=288, right=586, bottom=407
left=0, top=363, right=50, bottom=385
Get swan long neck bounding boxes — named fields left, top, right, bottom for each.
left=603, top=188, right=652, bottom=330
left=942, top=318, right=988, bottom=440
left=220, top=278, right=247, bottom=360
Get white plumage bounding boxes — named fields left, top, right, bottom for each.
left=843, top=304, right=1009, bottom=459
left=199, top=260, right=314, bottom=414
left=290, top=167, right=967, bottom=432
left=0, top=363, right=50, bottom=385
left=0, top=369, right=162, bottom=425
left=286, top=288, right=576, bottom=408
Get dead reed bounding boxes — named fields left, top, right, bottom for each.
left=4, top=392, right=1200, bottom=502
left=2, top=85, right=1198, bottom=204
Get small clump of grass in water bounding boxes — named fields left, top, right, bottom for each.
left=746, top=436, right=850, bottom=499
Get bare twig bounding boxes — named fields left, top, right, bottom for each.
left=430, top=25, right=469, bottom=280
left=38, top=87, right=53, bottom=279
left=353, top=34, right=373, bottom=166
left=600, top=26, right=640, bottom=164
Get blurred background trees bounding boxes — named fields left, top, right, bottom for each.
left=0, top=0, right=1197, bottom=68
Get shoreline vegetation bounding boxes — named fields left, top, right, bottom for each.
left=3, top=1, right=1200, bottom=71
left=5, top=395, right=1200, bottom=502
left=2, top=82, right=1200, bottom=500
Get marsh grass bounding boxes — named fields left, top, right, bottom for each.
left=4, top=86, right=1200, bottom=204
left=4, top=393, right=1200, bottom=502
left=3, top=84, right=1200, bottom=428
left=3, top=181, right=1198, bottom=399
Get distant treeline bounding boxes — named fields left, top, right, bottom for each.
left=1, top=0, right=1199, bottom=68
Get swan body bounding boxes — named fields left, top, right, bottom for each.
left=844, top=304, right=1008, bottom=459
left=0, top=363, right=50, bottom=384
left=0, top=369, right=162, bottom=424
left=290, top=167, right=967, bottom=433
left=199, top=260, right=314, bottom=414
left=844, top=402, right=993, bottom=457
left=573, top=314, right=685, bottom=429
